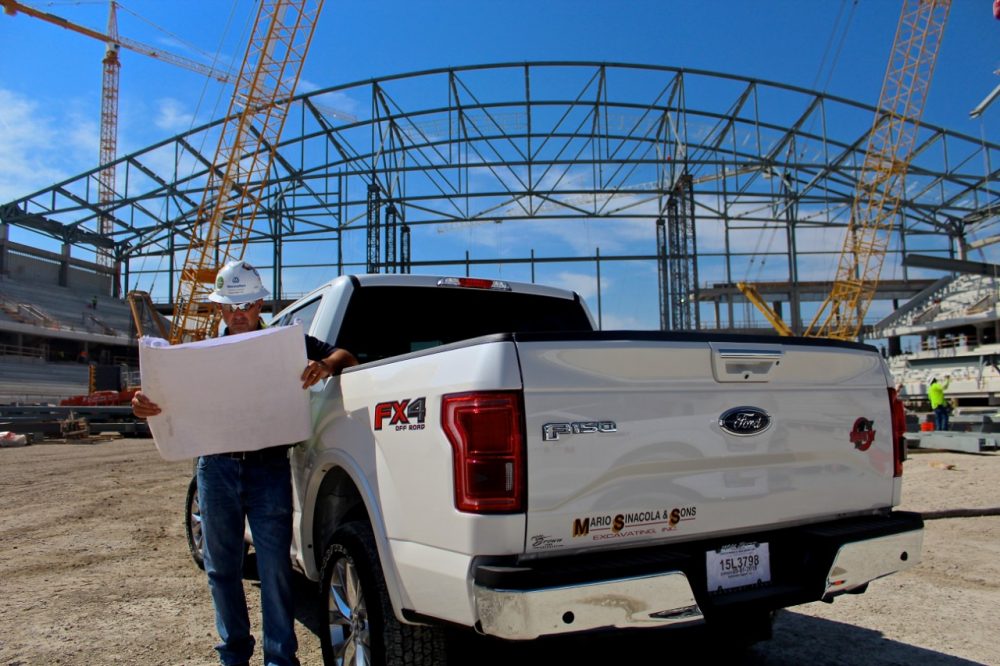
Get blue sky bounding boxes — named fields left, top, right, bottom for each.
left=1, top=1, right=998, bottom=329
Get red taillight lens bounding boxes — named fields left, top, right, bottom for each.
left=442, top=391, right=525, bottom=513
left=888, top=387, right=906, bottom=478
left=436, top=277, right=512, bottom=291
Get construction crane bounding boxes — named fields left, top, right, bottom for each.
left=168, top=0, right=324, bottom=343
left=6, top=0, right=329, bottom=344
left=1, top=0, right=233, bottom=269
left=737, top=0, right=951, bottom=341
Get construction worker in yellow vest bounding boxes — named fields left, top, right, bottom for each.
left=928, top=376, right=951, bottom=431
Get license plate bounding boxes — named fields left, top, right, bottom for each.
left=706, top=542, right=771, bottom=592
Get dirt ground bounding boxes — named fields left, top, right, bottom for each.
left=0, top=439, right=998, bottom=666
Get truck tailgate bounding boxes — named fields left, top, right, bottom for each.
left=515, top=333, right=895, bottom=555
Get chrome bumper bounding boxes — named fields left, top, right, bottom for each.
left=474, top=571, right=703, bottom=640
left=472, top=517, right=924, bottom=640
left=823, top=528, right=923, bottom=598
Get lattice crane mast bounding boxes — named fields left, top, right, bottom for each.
left=738, top=0, right=951, bottom=341
left=169, top=0, right=324, bottom=344
left=0, top=0, right=232, bottom=269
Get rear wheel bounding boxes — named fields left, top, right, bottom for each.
left=184, top=474, right=248, bottom=571
left=184, top=475, right=205, bottom=569
left=319, top=521, right=448, bottom=665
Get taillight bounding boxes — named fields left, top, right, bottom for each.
left=888, top=387, right=906, bottom=478
left=436, top=277, right=512, bottom=291
left=441, top=391, right=525, bottom=513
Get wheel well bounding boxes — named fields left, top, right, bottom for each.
left=313, top=467, right=368, bottom=557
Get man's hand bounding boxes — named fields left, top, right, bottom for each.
left=131, top=391, right=162, bottom=418
left=301, top=348, right=359, bottom=388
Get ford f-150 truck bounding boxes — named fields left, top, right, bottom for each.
left=192, top=273, right=922, bottom=665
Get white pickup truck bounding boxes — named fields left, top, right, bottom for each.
left=189, top=273, right=923, bottom=664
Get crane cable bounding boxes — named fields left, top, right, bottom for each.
left=128, top=0, right=247, bottom=298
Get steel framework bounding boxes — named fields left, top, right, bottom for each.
left=1, top=62, right=997, bottom=332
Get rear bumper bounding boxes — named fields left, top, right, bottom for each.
left=472, top=511, right=923, bottom=640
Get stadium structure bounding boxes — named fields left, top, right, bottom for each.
left=1, top=62, right=998, bottom=403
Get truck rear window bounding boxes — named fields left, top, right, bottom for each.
left=335, top=286, right=593, bottom=364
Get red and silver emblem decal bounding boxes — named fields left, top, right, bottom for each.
left=850, top=417, right=876, bottom=451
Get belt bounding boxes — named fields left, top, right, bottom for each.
left=216, top=446, right=290, bottom=462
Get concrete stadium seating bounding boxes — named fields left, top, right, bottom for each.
left=0, top=358, right=90, bottom=403
left=0, top=277, right=133, bottom=338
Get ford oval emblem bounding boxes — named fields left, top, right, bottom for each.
left=719, top=407, right=772, bottom=436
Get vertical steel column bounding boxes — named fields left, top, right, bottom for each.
left=666, top=175, right=698, bottom=330
left=667, top=196, right=682, bottom=329
left=400, top=223, right=411, bottom=273
left=784, top=196, right=802, bottom=334
left=596, top=247, right=602, bottom=331
left=273, top=204, right=283, bottom=302
left=168, top=227, right=175, bottom=305
left=367, top=183, right=381, bottom=273
left=683, top=175, right=700, bottom=329
left=656, top=217, right=669, bottom=330
left=384, top=203, right=398, bottom=273
left=337, top=172, right=344, bottom=276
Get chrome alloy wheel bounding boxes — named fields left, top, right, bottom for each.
left=327, top=555, right=370, bottom=665
left=189, top=489, right=203, bottom=558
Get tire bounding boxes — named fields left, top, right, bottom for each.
left=319, top=521, right=448, bottom=666
left=184, top=475, right=205, bottom=570
left=184, top=474, right=250, bottom=573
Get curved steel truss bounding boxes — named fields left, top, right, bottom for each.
left=2, top=62, right=997, bottom=332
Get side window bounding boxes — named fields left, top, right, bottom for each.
left=276, top=297, right=321, bottom=334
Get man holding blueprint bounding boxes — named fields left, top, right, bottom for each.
left=132, top=261, right=356, bottom=666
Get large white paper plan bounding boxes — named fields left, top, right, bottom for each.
left=138, top=324, right=312, bottom=461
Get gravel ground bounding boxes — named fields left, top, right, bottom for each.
left=0, top=439, right=997, bottom=666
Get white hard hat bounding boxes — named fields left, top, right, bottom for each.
left=208, top=260, right=270, bottom=305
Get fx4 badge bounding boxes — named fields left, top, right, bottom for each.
left=374, top=397, right=427, bottom=431
left=719, top=407, right=771, bottom=436
left=542, top=421, right=617, bottom=442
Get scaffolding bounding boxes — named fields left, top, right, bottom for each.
left=2, top=63, right=996, bottom=333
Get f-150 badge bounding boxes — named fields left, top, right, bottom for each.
left=542, top=421, right=617, bottom=441
left=719, top=407, right=771, bottom=436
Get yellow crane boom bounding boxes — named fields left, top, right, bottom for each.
left=739, top=0, right=951, bottom=341
left=170, top=0, right=324, bottom=343
left=736, top=282, right=794, bottom=336
left=4, top=0, right=325, bottom=343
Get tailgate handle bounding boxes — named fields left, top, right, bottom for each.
left=713, top=348, right=784, bottom=383
left=718, top=349, right=784, bottom=360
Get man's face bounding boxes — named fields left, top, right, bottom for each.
left=219, top=299, right=263, bottom=334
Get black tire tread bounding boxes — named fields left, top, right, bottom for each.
left=184, top=475, right=205, bottom=570
left=319, top=521, right=448, bottom=666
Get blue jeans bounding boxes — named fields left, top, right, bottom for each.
left=934, top=405, right=949, bottom=431
left=197, top=453, right=299, bottom=666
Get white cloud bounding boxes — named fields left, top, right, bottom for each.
left=546, top=270, right=604, bottom=301
left=297, top=80, right=361, bottom=121
left=154, top=98, right=195, bottom=132
left=0, top=88, right=89, bottom=201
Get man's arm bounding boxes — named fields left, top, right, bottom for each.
left=301, top=348, right=358, bottom=388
